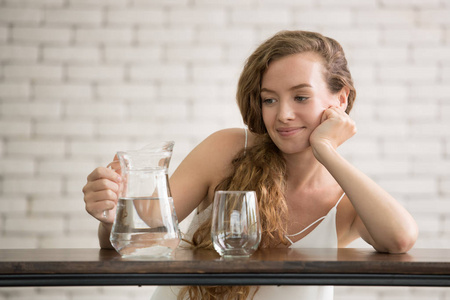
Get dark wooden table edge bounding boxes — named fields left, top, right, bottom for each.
left=1, top=273, right=450, bottom=287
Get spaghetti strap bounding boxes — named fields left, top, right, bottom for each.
left=335, top=192, right=345, bottom=208
left=285, top=192, right=346, bottom=245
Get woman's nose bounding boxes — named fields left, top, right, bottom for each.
left=277, top=100, right=295, bottom=122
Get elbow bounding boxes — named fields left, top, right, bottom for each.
left=384, top=225, right=419, bottom=254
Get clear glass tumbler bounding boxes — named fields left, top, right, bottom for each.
left=211, top=191, right=261, bottom=258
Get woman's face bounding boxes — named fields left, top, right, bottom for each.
left=260, top=52, right=342, bottom=155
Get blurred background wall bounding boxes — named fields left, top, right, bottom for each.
left=0, top=0, right=449, bottom=299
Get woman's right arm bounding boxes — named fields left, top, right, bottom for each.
left=82, top=128, right=247, bottom=249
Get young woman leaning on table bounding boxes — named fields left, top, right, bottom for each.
left=82, top=30, right=418, bottom=300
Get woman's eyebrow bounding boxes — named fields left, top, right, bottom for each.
left=261, top=83, right=312, bottom=94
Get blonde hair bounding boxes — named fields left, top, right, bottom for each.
left=178, top=30, right=356, bottom=300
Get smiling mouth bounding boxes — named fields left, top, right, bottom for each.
left=276, top=127, right=305, bottom=137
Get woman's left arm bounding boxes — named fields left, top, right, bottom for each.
left=311, top=107, right=418, bottom=254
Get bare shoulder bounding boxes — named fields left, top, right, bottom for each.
left=169, top=128, right=249, bottom=219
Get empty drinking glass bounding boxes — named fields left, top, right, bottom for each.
left=211, top=191, right=261, bottom=258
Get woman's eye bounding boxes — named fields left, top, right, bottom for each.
left=294, top=96, right=308, bottom=102
left=262, top=98, right=276, bottom=104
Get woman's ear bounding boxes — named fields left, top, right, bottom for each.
left=338, top=86, right=350, bottom=110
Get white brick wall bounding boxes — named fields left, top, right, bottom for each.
left=1, top=0, right=449, bottom=299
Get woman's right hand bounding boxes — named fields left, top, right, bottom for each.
left=82, top=161, right=122, bottom=224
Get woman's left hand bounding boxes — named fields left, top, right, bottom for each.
left=309, top=106, right=357, bottom=156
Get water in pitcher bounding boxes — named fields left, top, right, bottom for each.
left=110, top=197, right=180, bottom=258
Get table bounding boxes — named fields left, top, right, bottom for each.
left=0, top=248, right=449, bottom=287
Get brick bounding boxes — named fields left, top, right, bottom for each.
left=319, top=0, right=376, bottom=7
left=39, top=234, right=99, bottom=248
left=96, top=121, right=156, bottom=138
left=0, top=82, right=30, bottom=98
left=45, top=9, right=103, bottom=25
left=35, top=120, right=94, bottom=137
left=104, top=46, right=162, bottom=63
left=350, top=64, right=376, bottom=84
left=68, top=140, right=129, bottom=157
left=140, top=102, right=189, bottom=119
left=293, top=9, right=352, bottom=26
left=34, top=83, right=92, bottom=99
left=0, top=236, right=38, bottom=249
left=382, top=138, right=441, bottom=158
left=409, top=122, right=448, bottom=137
left=3, top=177, right=63, bottom=195
left=379, top=0, right=440, bottom=8
left=350, top=46, right=408, bottom=63
left=68, top=0, right=127, bottom=6
left=197, top=28, right=256, bottom=45
left=129, top=64, right=188, bottom=81
left=166, top=45, right=223, bottom=62
left=43, top=46, right=100, bottom=62
left=324, top=29, right=380, bottom=47
left=6, top=140, right=65, bottom=157
left=160, top=83, right=219, bottom=100
left=137, top=28, right=195, bottom=44
left=355, top=9, right=415, bottom=26
left=413, top=160, right=450, bottom=176
left=0, top=121, right=31, bottom=137
left=67, top=65, right=124, bottom=82
left=377, top=177, right=437, bottom=196
left=75, top=28, right=133, bottom=45
left=231, top=9, right=292, bottom=26
left=64, top=103, right=125, bottom=119
left=0, top=195, right=27, bottom=213
left=419, top=9, right=450, bottom=25
left=378, top=65, right=438, bottom=83
left=409, top=84, right=450, bottom=99
left=0, top=45, right=39, bottom=61
left=414, top=216, right=441, bottom=233
left=168, top=8, right=226, bottom=26
left=67, top=215, right=100, bottom=232
left=0, top=26, right=7, bottom=42
left=38, top=159, right=95, bottom=176
left=5, top=216, right=65, bottom=234
left=440, top=178, right=450, bottom=195
left=443, top=65, right=450, bottom=83
left=30, top=196, right=87, bottom=215
left=413, top=46, right=450, bottom=62
left=4, top=64, right=63, bottom=80
left=383, top=28, right=442, bottom=45
left=4, top=0, right=64, bottom=6
left=12, top=26, right=72, bottom=43
left=0, top=8, right=42, bottom=24
left=96, top=84, right=157, bottom=100
left=106, top=9, right=166, bottom=25
left=352, top=158, right=410, bottom=176
left=1, top=102, right=61, bottom=118
left=0, top=158, right=35, bottom=175
left=192, top=64, right=240, bottom=83
left=408, top=199, right=450, bottom=214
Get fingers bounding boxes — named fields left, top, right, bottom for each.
left=86, top=166, right=121, bottom=183
left=83, top=165, right=122, bottom=223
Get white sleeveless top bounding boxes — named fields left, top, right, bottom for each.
left=151, top=129, right=343, bottom=300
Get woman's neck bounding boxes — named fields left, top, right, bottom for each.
left=283, top=148, right=333, bottom=190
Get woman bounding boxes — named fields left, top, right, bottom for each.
left=83, top=30, right=418, bottom=300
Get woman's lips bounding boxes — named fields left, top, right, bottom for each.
left=276, top=127, right=305, bottom=137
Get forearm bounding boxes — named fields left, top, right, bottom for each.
left=98, top=222, right=114, bottom=249
left=314, top=143, right=418, bottom=253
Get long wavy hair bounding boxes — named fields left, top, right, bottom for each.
left=178, top=30, right=356, bottom=300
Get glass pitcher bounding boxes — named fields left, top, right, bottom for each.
left=109, top=141, right=181, bottom=258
